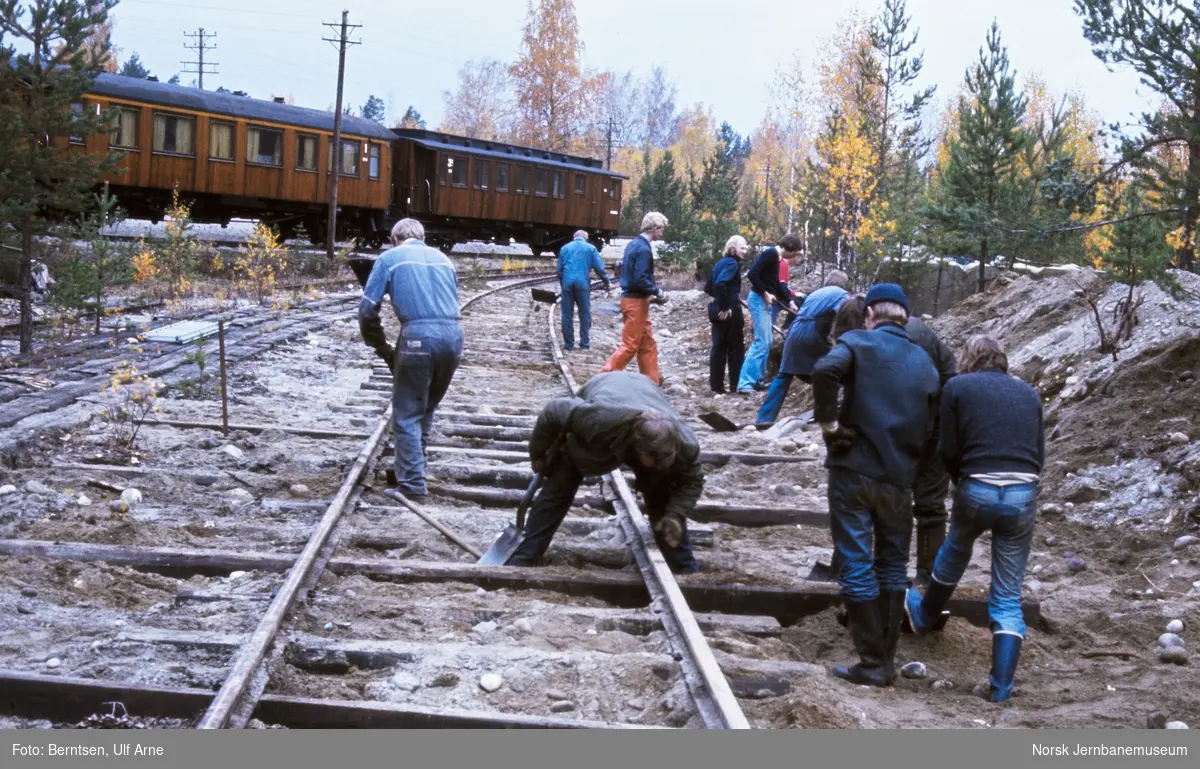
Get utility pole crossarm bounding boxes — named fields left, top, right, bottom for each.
left=183, top=27, right=219, bottom=90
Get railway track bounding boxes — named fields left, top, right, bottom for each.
left=0, top=271, right=1038, bottom=730
left=0, top=273, right=747, bottom=729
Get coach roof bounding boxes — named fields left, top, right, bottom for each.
left=88, top=73, right=396, bottom=141
left=393, top=128, right=628, bottom=179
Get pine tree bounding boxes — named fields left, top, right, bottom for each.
left=119, top=50, right=150, bottom=78
left=690, top=131, right=741, bottom=274
left=924, top=22, right=1029, bottom=293
left=360, top=94, right=386, bottom=122
left=621, top=151, right=690, bottom=243
left=863, top=0, right=935, bottom=198
left=398, top=105, right=425, bottom=129
left=0, top=0, right=122, bottom=353
left=1075, top=0, right=1200, bottom=271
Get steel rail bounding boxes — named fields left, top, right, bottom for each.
left=195, top=406, right=392, bottom=729
left=196, top=269, right=562, bottom=729
left=544, top=301, right=751, bottom=730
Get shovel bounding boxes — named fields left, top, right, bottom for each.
left=477, top=472, right=544, bottom=566
left=531, top=288, right=558, bottom=305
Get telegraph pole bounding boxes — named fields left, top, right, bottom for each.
left=182, top=28, right=218, bottom=89
left=322, top=9, right=361, bottom=259
left=605, top=117, right=613, bottom=170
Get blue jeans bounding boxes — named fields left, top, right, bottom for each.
left=828, top=468, right=913, bottom=602
left=390, top=321, right=463, bottom=495
left=737, top=292, right=773, bottom=391
left=932, top=478, right=1038, bottom=637
left=756, top=372, right=810, bottom=423
left=561, top=281, right=591, bottom=348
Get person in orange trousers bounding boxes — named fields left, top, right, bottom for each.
left=600, top=211, right=668, bottom=385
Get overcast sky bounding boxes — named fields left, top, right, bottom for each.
left=111, top=0, right=1157, bottom=145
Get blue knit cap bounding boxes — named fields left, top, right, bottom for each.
left=864, top=283, right=908, bottom=312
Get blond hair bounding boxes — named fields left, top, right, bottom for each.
left=641, top=211, right=668, bottom=232
left=723, top=234, right=748, bottom=256
left=867, top=300, right=908, bottom=326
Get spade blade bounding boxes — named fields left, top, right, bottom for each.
left=697, top=411, right=741, bottom=433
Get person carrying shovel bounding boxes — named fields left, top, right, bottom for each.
left=504, top=371, right=702, bottom=574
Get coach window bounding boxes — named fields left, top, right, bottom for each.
left=496, top=163, right=510, bottom=192
left=327, top=138, right=358, bottom=176
left=574, top=174, right=586, bottom=195
left=369, top=143, right=381, bottom=179
left=69, top=103, right=84, bottom=144
left=553, top=171, right=566, bottom=199
left=109, top=106, right=139, bottom=149
left=535, top=169, right=549, bottom=197
left=247, top=126, right=283, bottom=166
left=153, top=112, right=195, bottom=156
left=296, top=134, right=318, bottom=171
left=210, top=121, right=234, bottom=161
left=515, top=166, right=531, bottom=194
left=442, top=155, right=467, bottom=187
left=610, top=180, right=621, bottom=200
left=473, top=160, right=489, bottom=190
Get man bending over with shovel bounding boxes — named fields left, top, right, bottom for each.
left=505, top=371, right=702, bottom=574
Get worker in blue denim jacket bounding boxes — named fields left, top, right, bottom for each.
left=557, top=230, right=612, bottom=350
left=358, top=218, right=463, bottom=498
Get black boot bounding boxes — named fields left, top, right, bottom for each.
left=914, top=524, right=945, bottom=588
left=905, top=578, right=956, bottom=634
left=988, top=633, right=1022, bottom=703
left=878, top=590, right=906, bottom=683
left=831, top=599, right=891, bottom=687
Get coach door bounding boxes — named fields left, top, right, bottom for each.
left=410, top=147, right=436, bottom=214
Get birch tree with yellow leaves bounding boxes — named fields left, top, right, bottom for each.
left=509, top=0, right=592, bottom=152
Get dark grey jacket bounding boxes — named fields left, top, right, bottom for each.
left=812, top=323, right=940, bottom=487
left=905, top=317, right=957, bottom=386
left=528, top=371, right=703, bottom=522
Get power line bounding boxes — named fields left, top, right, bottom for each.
left=322, top=9, right=362, bottom=259
left=182, top=27, right=219, bottom=90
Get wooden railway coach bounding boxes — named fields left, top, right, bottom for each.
left=80, top=73, right=394, bottom=244
left=77, top=74, right=625, bottom=251
left=388, top=128, right=625, bottom=251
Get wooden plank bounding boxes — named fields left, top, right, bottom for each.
left=138, top=418, right=370, bottom=441
left=0, top=540, right=1039, bottom=628
left=0, top=670, right=647, bottom=729
left=426, top=480, right=827, bottom=528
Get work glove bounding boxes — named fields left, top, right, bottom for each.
left=820, top=422, right=858, bottom=455
left=651, top=512, right=686, bottom=549
left=376, top=344, right=396, bottom=372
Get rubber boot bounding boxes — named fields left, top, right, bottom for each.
left=988, top=633, right=1022, bottom=703
left=904, top=579, right=956, bottom=635
left=831, top=600, right=891, bottom=687
left=879, top=591, right=906, bottom=683
left=914, top=524, right=945, bottom=589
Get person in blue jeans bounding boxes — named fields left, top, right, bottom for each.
left=755, top=270, right=850, bottom=426
left=557, top=230, right=612, bottom=350
left=736, top=234, right=801, bottom=393
left=812, top=283, right=939, bottom=687
left=905, top=335, right=1045, bottom=703
left=358, top=218, right=464, bottom=498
